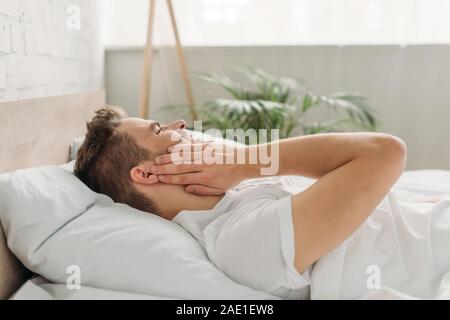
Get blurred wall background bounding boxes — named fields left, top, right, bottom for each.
left=0, top=0, right=103, bottom=101
left=105, top=45, right=450, bottom=170
left=1, top=0, right=448, bottom=170
left=102, top=0, right=450, bottom=170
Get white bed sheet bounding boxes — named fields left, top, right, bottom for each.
left=311, top=169, right=450, bottom=300
left=10, top=169, right=450, bottom=300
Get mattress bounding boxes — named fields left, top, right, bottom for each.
left=11, top=276, right=175, bottom=300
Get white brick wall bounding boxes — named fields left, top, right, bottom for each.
left=0, top=0, right=103, bottom=102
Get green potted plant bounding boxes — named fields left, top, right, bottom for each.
left=167, top=66, right=379, bottom=144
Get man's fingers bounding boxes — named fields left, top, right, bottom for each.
left=151, top=163, right=204, bottom=175
left=191, top=138, right=211, bottom=144
left=153, top=154, right=173, bottom=165
left=157, top=172, right=204, bottom=185
left=154, top=152, right=204, bottom=165
left=168, top=143, right=211, bottom=153
left=184, top=185, right=225, bottom=196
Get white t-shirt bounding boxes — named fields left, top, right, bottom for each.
left=172, top=177, right=314, bottom=300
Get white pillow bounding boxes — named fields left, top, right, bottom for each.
left=70, top=136, right=86, bottom=161
left=0, top=163, right=277, bottom=299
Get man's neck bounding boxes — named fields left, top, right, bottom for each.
left=141, top=184, right=224, bottom=220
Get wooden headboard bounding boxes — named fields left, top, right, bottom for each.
left=0, top=91, right=106, bottom=299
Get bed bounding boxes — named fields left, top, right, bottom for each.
left=0, top=91, right=106, bottom=300
left=1, top=91, right=450, bottom=300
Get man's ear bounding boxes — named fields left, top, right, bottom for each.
left=130, top=163, right=158, bottom=185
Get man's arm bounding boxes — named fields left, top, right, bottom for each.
left=283, top=133, right=406, bottom=273
left=251, top=133, right=407, bottom=273
left=151, top=132, right=407, bottom=273
left=152, top=132, right=406, bottom=194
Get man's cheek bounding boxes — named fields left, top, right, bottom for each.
left=159, top=135, right=180, bottom=155
left=169, top=131, right=183, bottom=144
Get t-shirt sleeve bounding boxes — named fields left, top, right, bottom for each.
left=277, top=196, right=312, bottom=289
left=206, top=195, right=311, bottom=298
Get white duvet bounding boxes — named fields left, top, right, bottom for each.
left=309, top=170, right=450, bottom=300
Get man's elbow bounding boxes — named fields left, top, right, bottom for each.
left=379, top=134, right=407, bottom=162
left=366, top=133, right=408, bottom=171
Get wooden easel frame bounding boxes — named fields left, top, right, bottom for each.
left=139, top=0, right=198, bottom=121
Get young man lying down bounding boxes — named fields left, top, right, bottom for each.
left=75, top=106, right=407, bottom=299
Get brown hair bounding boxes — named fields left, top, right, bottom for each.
left=74, top=106, right=159, bottom=214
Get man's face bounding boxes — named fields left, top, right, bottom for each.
left=117, top=117, right=190, bottom=158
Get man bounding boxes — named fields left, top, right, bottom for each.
left=75, top=106, right=407, bottom=299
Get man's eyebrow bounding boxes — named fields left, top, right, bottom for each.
left=149, top=122, right=160, bottom=131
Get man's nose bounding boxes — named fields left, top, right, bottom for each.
left=166, top=120, right=186, bottom=131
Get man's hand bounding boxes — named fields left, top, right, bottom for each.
left=150, top=143, right=251, bottom=195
